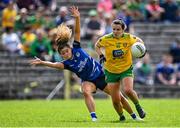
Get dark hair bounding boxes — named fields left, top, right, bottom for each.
left=112, top=18, right=127, bottom=30
left=57, top=43, right=71, bottom=53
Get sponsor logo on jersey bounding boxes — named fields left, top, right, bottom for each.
left=112, top=49, right=124, bottom=57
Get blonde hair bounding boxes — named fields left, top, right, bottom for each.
left=55, top=24, right=72, bottom=45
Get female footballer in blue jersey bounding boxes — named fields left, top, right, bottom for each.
left=30, top=6, right=141, bottom=122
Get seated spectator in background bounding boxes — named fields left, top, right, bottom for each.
left=43, top=10, right=56, bottom=31
left=48, top=28, right=62, bottom=62
left=29, top=8, right=46, bottom=31
left=145, top=0, right=164, bottom=22
left=30, top=29, right=53, bottom=60
left=127, top=0, right=146, bottom=22
left=81, top=10, right=104, bottom=40
left=55, top=6, right=71, bottom=26
left=15, top=8, right=31, bottom=35
left=97, top=0, right=113, bottom=13
left=1, top=27, right=23, bottom=54
left=134, top=53, right=154, bottom=86
left=0, top=0, right=10, bottom=11
left=116, top=5, right=132, bottom=31
left=16, top=0, right=38, bottom=10
left=21, top=26, right=36, bottom=56
left=177, top=64, right=180, bottom=86
left=104, top=13, right=113, bottom=35
left=169, top=38, right=180, bottom=64
left=160, top=0, right=179, bottom=23
left=154, top=53, right=176, bottom=86
left=112, top=0, right=126, bottom=11
left=2, top=1, right=17, bottom=29
left=39, top=0, right=52, bottom=10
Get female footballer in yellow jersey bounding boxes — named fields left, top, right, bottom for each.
left=95, top=19, right=146, bottom=119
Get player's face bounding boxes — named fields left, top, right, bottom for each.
left=112, top=24, right=124, bottom=38
left=60, top=47, right=72, bottom=60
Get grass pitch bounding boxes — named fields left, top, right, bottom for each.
left=0, top=99, right=180, bottom=127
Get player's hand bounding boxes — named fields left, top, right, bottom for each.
left=99, top=54, right=106, bottom=65
left=29, top=56, right=43, bottom=66
left=69, top=6, right=80, bottom=18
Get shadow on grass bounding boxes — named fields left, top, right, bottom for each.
left=58, top=119, right=147, bottom=124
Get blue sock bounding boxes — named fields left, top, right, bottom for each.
left=90, top=112, right=97, bottom=119
left=131, top=113, right=137, bottom=119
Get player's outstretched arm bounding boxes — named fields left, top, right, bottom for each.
left=95, top=41, right=103, bottom=56
left=69, top=6, right=80, bottom=42
left=95, top=40, right=106, bottom=64
left=29, top=57, right=64, bottom=70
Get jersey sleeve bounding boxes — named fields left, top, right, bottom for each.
left=129, top=34, right=144, bottom=45
left=73, top=40, right=81, bottom=48
left=61, top=61, right=69, bottom=70
left=97, top=36, right=107, bottom=47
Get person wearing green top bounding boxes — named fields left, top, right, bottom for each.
left=30, top=29, right=53, bottom=60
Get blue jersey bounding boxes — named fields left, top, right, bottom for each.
left=155, top=63, right=175, bottom=82
left=62, top=41, right=103, bottom=81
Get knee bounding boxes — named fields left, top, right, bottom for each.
left=124, top=87, right=133, bottom=95
left=82, top=90, right=91, bottom=97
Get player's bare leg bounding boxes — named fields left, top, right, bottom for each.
left=122, top=77, right=146, bottom=118
left=81, top=82, right=97, bottom=121
left=104, top=85, right=141, bottom=121
left=104, top=83, right=125, bottom=121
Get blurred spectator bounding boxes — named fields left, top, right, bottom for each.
left=2, top=1, right=17, bottom=29
left=169, top=38, right=180, bottom=64
left=38, top=0, right=56, bottom=11
left=30, top=29, right=53, bottom=60
left=0, top=0, right=10, bottom=11
left=116, top=5, right=132, bottom=31
left=21, top=26, right=36, bottom=55
left=81, top=10, right=104, bottom=40
left=145, top=0, right=164, bottom=22
left=154, top=53, right=176, bottom=86
left=55, top=6, right=71, bottom=26
left=160, top=0, right=179, bottom=22
left=43, top=10, right=56, bottom=31
left=134, top=53, right=154, bottom=86
left=15, top=8, right=31, bottom=34
left=29, top=8, right=46, bottom=31
left=51, top=41, right=62, bottom=62
left=177, top=64, right=180, bottom=86
left=16, top=0, right=38, bottom=10
left=39, top=0, right=52, bottom=8
left=104, top=13, right=113, bottom=35
left=127, top=0, right=146, bottom=21
left=1, top=27, right=23, bottom=54
left=112, top=0, right=126, bottom=10
left=48, top=28, right=62, bottom=62
left=97, top=0, right=113, bottom=13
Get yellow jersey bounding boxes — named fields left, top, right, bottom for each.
left=21, top=32, right=36, bottom=53
left=2, top=8, right=17, bottom=28
left=98, top=33, right=143, bottom=73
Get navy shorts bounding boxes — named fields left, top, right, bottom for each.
left=90, top=74, right=107, bottom=91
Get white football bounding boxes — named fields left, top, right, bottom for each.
left=131, top=42, right=146, bottom=58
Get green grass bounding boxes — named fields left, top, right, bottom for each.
left=0, top=99, right=180, bottom=127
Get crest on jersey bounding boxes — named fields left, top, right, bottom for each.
left=123, top=43, right=127, bottom=47
left=76, top=52, right=80, bottom=57
left=116, top=42, right=121, bottom=48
